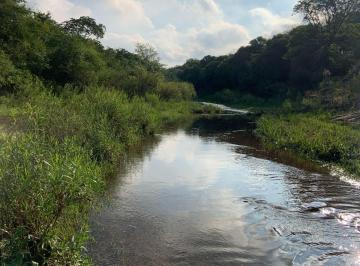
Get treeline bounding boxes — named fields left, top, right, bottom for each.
left=169, top=0, right=360, bottom=109
left=0, top=0, right=195, bottom=100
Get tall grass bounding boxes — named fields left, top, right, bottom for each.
left=0, top=87, right=201, bottom=265
left=256, top=113, right=360, bottom=176
left=0, top=135, right=103, bottom=265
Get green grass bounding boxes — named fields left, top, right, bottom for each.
left=0, top=87, right=204, bottom=265
left=256, top=113, right=360, bottom=177
left=0, top=134, right=103, bottom=265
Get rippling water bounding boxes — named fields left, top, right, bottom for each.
left=90, top=115, right=360, bottom=266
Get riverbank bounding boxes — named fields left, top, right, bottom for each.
left=256, top=112, right=360, bottom=178
left=199, top=100, right=360, bottom=179
left=0, top=88, right=215, bottom=265
left=188, top=100, right=360, bottom=179
left=200, top=98, right=360, bottom=179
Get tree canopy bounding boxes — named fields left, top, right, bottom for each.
left=294, top=0, right=360, bottom=41
left=135, top=43, right=162, bottom=72
left=0, top=0, right=195, bottom=101
left=61, top=16, right=106, bottom=39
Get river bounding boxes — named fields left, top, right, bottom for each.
left=89, top=112, right=360, bottom=265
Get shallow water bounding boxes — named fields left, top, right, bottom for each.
left=90, top=115, right=360, bottom=266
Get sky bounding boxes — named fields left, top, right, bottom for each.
left=26, top=0, right=301, bottom=66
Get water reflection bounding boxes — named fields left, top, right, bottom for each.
left=90, top=116, right=360, bottom=265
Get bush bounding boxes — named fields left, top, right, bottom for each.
left=0, top=134, right=103, bottom=265
left=22, top=87, right=160, bottom=163
left=304, top=69, right=360, bottom=111
left=0, top=49, right=44, bottom=96
left=119, top=67, right=162, bottom=97
left=154, top=81, right=196, bottom=101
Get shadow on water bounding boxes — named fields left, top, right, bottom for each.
left=190, top=115, right=326, bottom=174
left=89, top=114, right=360, bottom=266
left=104, top=135, right=161, bottom=194
left=188, top=114, right=255, bottom=134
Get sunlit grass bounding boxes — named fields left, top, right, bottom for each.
left=256, top=113, right=360, bottom=177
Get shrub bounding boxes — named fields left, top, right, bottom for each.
left=0, top=134, right=103, bottom=265
left=120, top=67, right=162, bottom=97
left=21, top=87, right=161, bottom=163
left=0, top=49, right=44, bottom=96
left=306, top=69, right=360, bottom=111
left=154, top=81, right=196, bottom=101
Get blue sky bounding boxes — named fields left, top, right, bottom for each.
left=27, top=0, right=300, bottom=66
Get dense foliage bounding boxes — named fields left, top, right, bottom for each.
left=0, top=0, right=195, bottom=99
left=0, top=1, right=201, bottom=265
left=170, top=0, right=360, bottom=107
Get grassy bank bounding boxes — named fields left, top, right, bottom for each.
left=0, top=87, right=209, bottom=265
left=256, top=113, right=360, bottom=177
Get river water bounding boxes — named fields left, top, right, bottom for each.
left=90, top=114, right=360, bottom=266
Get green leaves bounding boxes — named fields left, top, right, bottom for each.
left=0, top=134, right=103, bottom=265
left=62, top=16, right=106, bottom=40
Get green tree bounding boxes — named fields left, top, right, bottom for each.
left=135, top=43, right=162, bottom=72
left=62, top=16, right=106, bottom=39
left=294, top=0, right=360, bottom=39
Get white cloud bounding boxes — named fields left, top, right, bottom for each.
left=26, top=0, right=300, bottom=66
left=194, top=21, right=250, bottom=55
left=148, top=25, right=188, bottom=64
left=97, top=0, right=251, bottom=66
left=250, top=7, right=299, bottom=36
left=139, top=0, right=223, bottom=29
left=27, top=0, right=91, bottom=22
left=200, top=0, right=222, bottom=14
left=106, top=0, right=154, bottom=31
left=128, top=0, right=250, bottom=66
left=104, top=32, right=145, bottom=51
left=146, top=21, right=250, bottom=66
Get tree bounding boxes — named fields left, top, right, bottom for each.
left=62, top=16, right=106, bottom=39
left=294, top=0, right=360, bottom=38
left=135, top=43, right=162, bottom=72
left=285, top=26, right=327, bottom=89
left=293, top=0, right=360, bottom=84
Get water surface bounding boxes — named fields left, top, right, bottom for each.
left=90, top=115, right=360, bottom=265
